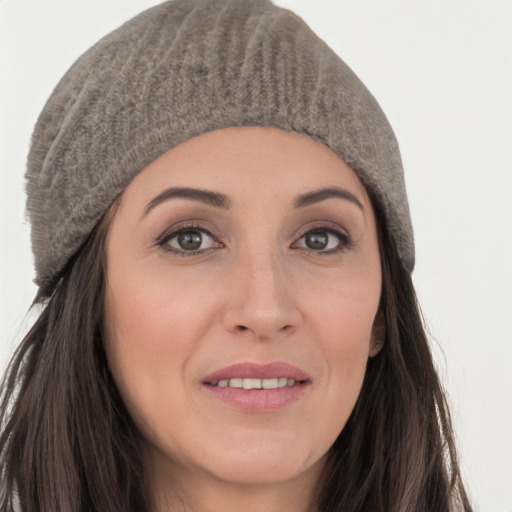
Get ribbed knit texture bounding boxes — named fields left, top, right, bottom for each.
left=25, top=0, right=414, bottom=289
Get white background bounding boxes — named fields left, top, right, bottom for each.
left=0, top=1, right=511, bottom=510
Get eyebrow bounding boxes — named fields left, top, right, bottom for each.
left=143, top=185, right=364, bottom=216
left=293, top=187, right=364, bottom=210
left=144, top=187, right=232, bottom=215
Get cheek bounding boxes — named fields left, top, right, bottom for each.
left=103, top=265, right=217, bottom=432
left=105, top=260, right=217, bottom=354
left=307, top=265, right=380, bottom=354
left=303, top=276, right=380, bottom=434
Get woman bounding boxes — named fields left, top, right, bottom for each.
left=0, top=0, right=473, bottom=510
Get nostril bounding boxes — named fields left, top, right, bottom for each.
left=234, top=324, right=293, bottom=335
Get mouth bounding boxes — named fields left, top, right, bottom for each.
left=202, top=362, right=310, bottom=411
left=202, top=361, right=310, bottom=386
left=208, top=377, right=302, bottom=389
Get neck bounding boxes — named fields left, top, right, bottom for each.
left=149, top=453, right=325, bottom=512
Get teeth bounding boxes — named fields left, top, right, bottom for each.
left=243, top=378, right=261, bottom=389
left=229, top=378, right=243, bottom=388
left=213, top=377, right=298, bottom=389
left=262, top=378, right=278, bottom=389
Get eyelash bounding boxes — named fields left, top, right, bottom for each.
left=155, top=223, right=353, bottom=257
left=155, top=223, right=222, bottom=257
left=294, top=225, right=353, bottom=256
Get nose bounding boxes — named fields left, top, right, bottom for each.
left=222, top=250, right=302, bottom=340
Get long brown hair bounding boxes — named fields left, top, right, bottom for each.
left=317, top=194, right=473, bottom=512
left=0, top=198, right=473, bottom=511
left=0, top=213, right=148, bottom=511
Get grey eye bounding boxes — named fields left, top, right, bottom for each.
left=295, top=228, right=347, bottom=252
left=304, top=232, right=329, bottom=250
left=178, top=231, right=203, bottom=251
left=164, top=228, right=216, bottom=252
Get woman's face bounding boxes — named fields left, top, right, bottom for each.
left=104, top=127, right=383, bottom=497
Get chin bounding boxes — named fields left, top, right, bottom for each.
left=196, top=437, right=327, bottom=486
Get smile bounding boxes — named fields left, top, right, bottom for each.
left=212, top=377, right=299, bottom=389
left=202, top=362, right=310, bottom=411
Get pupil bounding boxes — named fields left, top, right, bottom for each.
left=178, top=231, right=202, bottom=250
left=306, top=232, right=328, bottom=249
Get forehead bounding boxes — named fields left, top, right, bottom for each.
left=119, top=126, right=371, bottom=211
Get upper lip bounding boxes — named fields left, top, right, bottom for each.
left=202, top=362, right=310, bottom=384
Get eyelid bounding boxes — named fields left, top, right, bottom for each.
left=154, top=220, right=353, bottom=257
left=155, top=222, right=224, bottom=256
left=292, top=223, right=353, bottom=254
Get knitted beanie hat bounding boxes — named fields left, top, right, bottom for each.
left=26, top=0, right=414, bottom=293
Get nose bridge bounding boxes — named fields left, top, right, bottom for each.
left=223, top=242, right=300, bottom=339
left=246, top=247, right=285, bottom=305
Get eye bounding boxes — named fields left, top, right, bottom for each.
left=157, top=226, right=220, bottom=255
left=293, top=227, right=351, bottom=254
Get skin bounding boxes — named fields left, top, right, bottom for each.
left=104, top=127, right=384, bottom=512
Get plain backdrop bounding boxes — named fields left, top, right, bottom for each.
left=1, top=1, right=511, bottom=510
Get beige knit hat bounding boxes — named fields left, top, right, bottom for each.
left=25, top=0, right=414, bottom=293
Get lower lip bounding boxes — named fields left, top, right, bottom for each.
left=203, top=383, right=308, bottom=412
